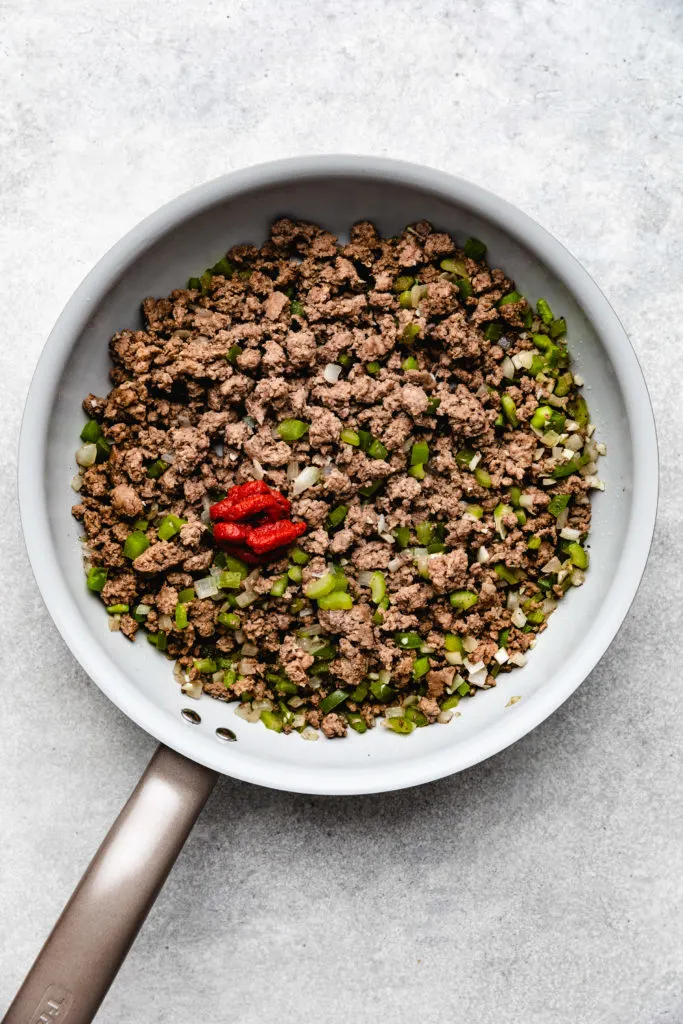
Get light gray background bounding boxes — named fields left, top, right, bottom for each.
left=1, top=1, right=681, bottom=1021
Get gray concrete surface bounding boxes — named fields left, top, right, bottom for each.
left=1, top=1, right=682, bottom=1021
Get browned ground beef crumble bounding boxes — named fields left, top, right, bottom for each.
left=72, top=218, right=603, bottom=738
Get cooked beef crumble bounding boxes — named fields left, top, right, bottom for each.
left=71, top=219, right=603, bottom=738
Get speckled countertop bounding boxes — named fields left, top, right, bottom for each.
left=2, top=2, right=682, bottom=1022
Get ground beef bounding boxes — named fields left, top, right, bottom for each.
left=72, top=218, right=600, bottom=737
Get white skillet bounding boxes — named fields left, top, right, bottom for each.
left=5, top=157, right=657, bottom=1024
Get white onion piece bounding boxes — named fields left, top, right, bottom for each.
left=70, top=474, right=84, bottom=491
left=573, top=374, right=584, bottom=386
left=135, top=603, right=151, bottom=617
left=541, top=598, right=559, bottom=614
left=241, top=642, right=258, bottom=657
left=286, top=459, right=300, bottom=482
left=235, top=590, right=258, bottom=608
left=511, top=608, right=527, bottom=628
left=75, top=443, right=97, bottom=467
left=494, top=647, right=509, bottom=665
left=323, top=363, right=342, bottom=383
left=195, top=576, right=220, bottom=599
left=571, top=569, right=586, bottom=586
left=596, top=442, right=607, bottom=456
left=108, top=616, right=121, bottom=631
left=469, top=668, right=488, bottom=688
left=462, top=636, right=478, bottom=654
left=252, top=699, right=273, bottom=713
left=251, top=459, right=264, bottom=480
left=387, top=557, right=402, bottom=573
left=445, top=651, right=463, bottom=666
left=507, top=590, right=520, bottom=612
left=292, top=713, right=307, bottom=730
left=377, top=514, right=386, bottom=534
left=300, top=726, right=319, bottom=741
left=181, top=679, right=203, bottom=699
left=160, top=451, right=175, bottom=464
left=358, top=570, right=374, bottom=587
left=469, top=452, right=482, bottom=470
left=476, top=545, right=489, bottom=564
left=566, top=433, right=583, bottom=452
left=560, top=527, right=581, bottom=541
left=542, top=556, right=562, bottom=573
left=516, top=350, right=534, bottom=369
left=385, top=706, right=405, bottom=719
left=518, top=493, right=534, bottom=510
left=238, top=659, right=257, bottom=675
left=464, top=659, right=485, bottom=676
left=508, top=652, right=528, bottom=667
left=378, top=669, right=392, bottom=685
left=556, top=508, right=569, bottom=531
left=158, top=614, right=173, bottom=631
left=292, top=466, right=320, bottom=495
left=501, top=356, right=515, bottom=379
left=437, top=710, right=454, bottom=724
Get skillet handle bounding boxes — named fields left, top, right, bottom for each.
left=2, top=744, right=218, bottom=1024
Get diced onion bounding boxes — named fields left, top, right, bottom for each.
left=437, top=710, right=454, bottom=724
left=252, top=699, right=273, bottom=712
left=160, top=451, right=175, bottom=464
left=464, top=659, right=485, bottom=675
left=233, top=628, right=245, bottom=644
left=573, top=374, right=584, bottom=386
left=469, top=452, right=482, bottom=469
left=292, top=713, right=307, bottom=729
left=516, top=350, right=534, bottom=369
left=378, top=669, right=392, bottom=685
left=494, top=647, right=509, bottom=665
left=542, top=430, right=561, bottom=447
left=289, top=696, right=305, bottom=708
left=571, top=569, right=586, bottom=586
left=286, top=459, right=300, bottom=482
left=508, top=652, right=528, bottom=667
left=135, top=604, right=151, bottom=617
left=385, top=706, right=405, bottom=719
left=301, top=726, right=319, bottom=741
left=158, top=614, right=173, bottom=631
left=323, top=363, right=342, bottom=383
left=195, top=576, right=220, bottom=599
left=556, top=508, right=569, bottom=530
left=387, top=557, right=402, bottom=573
left=358, top=570, right=374, bottom=587
left=542, top=556, right=562, bottom=573
left=108, top=616, right=121, bottom=631
left=511, top=608, right=527, bottom=628
left=445, top=651, right=463, bottom=666
left=469, top=668, right=488, bottom=688
left=476, top=545, right=489, bottom=564
left=181, top=679, right=203, bottom=699
left=235, top=590, right=259, bottom=608
left=501, top=356, right=515, bottom=379
left=507, top=590, right=520, bottom=612
left=292, top=466, right=320, bottom=496
left=75, top=443, right=97, bottom=468
left=566, top=433, right=583, bottom=452
left=297, top=624, right=323, bottom=637
left=596, top=442, right=607, bottom=456
left=519, top=493, right=534, bottom=510
left=252, top=459, right=265, bottom=480
left=241, top=642, right=258, bottom=657
left=541, top=598, right=558, bottom=614
left=402, top=694, right=420, bottom=707
left=377, top=514, right=386, bottom=534
left=70, top=474, right=84, bottom=491
left=462, top=636, right=478, bottom=654
left=238, top=659, right=257, bottom=675
left=560, top=527, right=581, bottom=541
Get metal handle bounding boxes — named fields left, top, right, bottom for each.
left=2, top=744, right=218, bottom=1024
